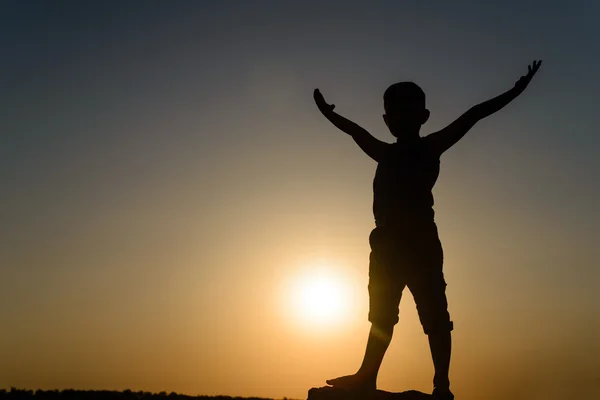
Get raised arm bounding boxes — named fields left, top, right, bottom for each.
left=426, top=60, right=542, bottom=156
left=314, top=89, right=389, bottom=162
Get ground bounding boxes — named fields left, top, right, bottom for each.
left=307, top=386, right=431, bottom=400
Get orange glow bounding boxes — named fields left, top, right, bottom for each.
left=280, top=261, right=360, bottom=331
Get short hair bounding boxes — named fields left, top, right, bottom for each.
left=383, top=82, right=426, bottom=112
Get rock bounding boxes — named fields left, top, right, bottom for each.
left=307, top=386, right=431, bottom=400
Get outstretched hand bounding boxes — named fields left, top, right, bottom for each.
left=514, top=60, right=542, bottom=92
left=314, top=89, right=336, bottom=114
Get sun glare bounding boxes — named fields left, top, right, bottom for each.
left=285, top=263, right=357, bottom=329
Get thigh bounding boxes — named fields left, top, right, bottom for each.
left=407, top=241, right=453, bottom=333
left=368, top=228, right=407, bottom=326
left=409, top=266, right=449, bottom=315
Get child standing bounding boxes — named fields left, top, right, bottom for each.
left=313, top=60, right=542, bottom=399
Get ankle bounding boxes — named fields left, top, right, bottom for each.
left=432, top=387, right=453, bottom=399
left=433, top=376, right=450, bottom=390
left=356, top=368, right=377, bottom=381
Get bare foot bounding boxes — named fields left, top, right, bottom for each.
left=326, top=373, right=376, bottom=391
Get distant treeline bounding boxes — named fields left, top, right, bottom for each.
left=0, top=390, right=298, bottom=400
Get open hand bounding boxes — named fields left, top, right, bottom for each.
left=314, top=89, right=336, bottom=114
left=514, top=60, right=542, bottom=92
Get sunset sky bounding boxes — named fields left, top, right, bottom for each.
left=1, top=1, right=599, bottom=400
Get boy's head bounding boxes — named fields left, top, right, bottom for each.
left=383, top=82, right=430, bottom=140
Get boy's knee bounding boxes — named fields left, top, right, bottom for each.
left=368, top=310, right=399, bottom=329
left=422, top=315, right=454, bottom=335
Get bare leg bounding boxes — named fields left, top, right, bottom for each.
left=326, top=323, right=394, bottom=391
left=428, top=331, right=453, bottom=397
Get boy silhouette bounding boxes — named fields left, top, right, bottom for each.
left=313, top=60, right=542, bottom=399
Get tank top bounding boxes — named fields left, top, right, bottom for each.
left=373, top=138, right=439, bottom=228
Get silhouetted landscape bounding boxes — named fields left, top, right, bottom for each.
left=0, top=388, right=435, bottom=400
left=0, top=390, right=294, bottom=400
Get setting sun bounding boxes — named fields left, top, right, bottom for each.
left=295, top=273, right=344, bottom=321
left=284, top=263, right=359, bottom=329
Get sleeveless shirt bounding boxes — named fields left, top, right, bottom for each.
left=373, top=138, right=440, bottom=227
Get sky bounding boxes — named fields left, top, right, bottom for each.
left=1, top=1, right=599, bottom=399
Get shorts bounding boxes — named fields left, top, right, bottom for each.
left=367, top=223, right=454, bottom=334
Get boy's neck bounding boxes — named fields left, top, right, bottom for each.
left=394, top=134, right=421, bottom=145
left=392, top=126, right=422, bottom=144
